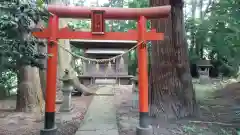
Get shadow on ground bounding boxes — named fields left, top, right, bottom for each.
left=0, top=85, right=99, bottom=135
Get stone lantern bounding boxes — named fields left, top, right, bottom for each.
left=197, top=60, right=212, bottom=84
left=59, top=69, right=74, bottom=112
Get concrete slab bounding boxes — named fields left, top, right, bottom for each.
left=75, top=86, right=119, bottom=135
left=76, top=129, right=118, bottom=135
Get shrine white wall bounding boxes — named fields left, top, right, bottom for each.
left=82, top=49, right=129, bottom=76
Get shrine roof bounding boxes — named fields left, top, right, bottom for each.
left=70, top=39, right=137, bottom=49
left=196, top=60, right=212, bottom=67
left=85, top=48, right=125, bottom=54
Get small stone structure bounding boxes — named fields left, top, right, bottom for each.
left=197, top=60, right=212, bottom=84
left=59, top=69, right=74, bottom=112
left=131, top=68, right=138, bottom=108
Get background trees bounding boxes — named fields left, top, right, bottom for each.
left=186, top=0, right=240, bottom=76
left=0, top=0, right=239, bottom=119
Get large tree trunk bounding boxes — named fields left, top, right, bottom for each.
left=16, top=66, right=44, bottom=113
left=16, top=19, right=44, bottom=113
left=149, top=0, right=198, bottom=120
left=38, top=41, right=47, bottom=100
left=191, top=0, right=197, bottom=56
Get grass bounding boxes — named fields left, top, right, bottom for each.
left=182, top=124, right=233, bottom=135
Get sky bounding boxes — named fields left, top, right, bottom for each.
left=68, top=0, right=205, bottom=19
left=68, top=0, right=109, bottom=6
left=87, top=0, right=109, bottom=6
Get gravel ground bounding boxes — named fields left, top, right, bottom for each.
left=0, top=85, right=98, bottom=135
left=115, top=85, right=236, bottom=135
left=114, top=85, right=138, bottom=135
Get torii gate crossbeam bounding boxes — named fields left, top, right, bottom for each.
left=33, top=5, right=171, bottom=135
left=47, top=5, right=170, bottom=19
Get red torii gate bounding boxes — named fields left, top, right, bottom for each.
left=33, top=5, right=171, bottom=135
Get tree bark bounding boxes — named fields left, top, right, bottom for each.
left=38, top=41, right=47, bottom=100
left=16, top=66, right=44, bottom=113
left=149, top=0, right=198, bottom=120
left=15, top=20, right=44, bottom=113
left=191, top=0, right=197, bottom=56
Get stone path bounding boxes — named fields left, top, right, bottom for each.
left=75, top=85, right=119, bottom=135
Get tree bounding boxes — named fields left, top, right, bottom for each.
left=0, top=0, right=47, bottom=112
left=185, top=0, right=240, bottom=76
left=149, top=0, right=198, bottom=119
left=190, top=0, right=197, bottom=57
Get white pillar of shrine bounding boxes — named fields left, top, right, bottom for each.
left=82, top=49, right=87, bottom=75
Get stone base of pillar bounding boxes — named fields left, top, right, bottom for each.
left=199, top=75, right=210, bottom=84
left=40, top=126, right=57, bottom=135
left=136, top=125, right=153, bottom=135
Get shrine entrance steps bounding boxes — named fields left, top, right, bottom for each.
left=75, top=85, right=118, bottom=135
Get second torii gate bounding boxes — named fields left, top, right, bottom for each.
left=33, top=5, right=171, bottom=135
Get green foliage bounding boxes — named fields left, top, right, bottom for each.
left=186, top=0, right=240, bottom=76
left=0, top=70, right=17, bottom=92
left=0, top=0, right=49, bottom=92
left=70, top=45, right=85, bottom=75
left=0, top=0, right=49, bottom=70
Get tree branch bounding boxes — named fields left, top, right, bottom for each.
left=203, top=0, right=214, bottom=17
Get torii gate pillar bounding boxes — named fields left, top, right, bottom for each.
left=33, top=5, right=171, bottom=135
